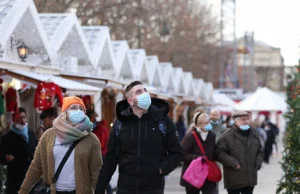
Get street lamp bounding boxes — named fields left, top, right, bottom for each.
left=17, top=43, right=28, bottom=62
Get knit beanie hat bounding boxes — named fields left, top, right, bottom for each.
left=62, top=96, right=86, bottom=112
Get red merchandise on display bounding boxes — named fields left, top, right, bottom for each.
left=5, top=87, right=18, bottom=113
left=82, top=95, right=92, bottom=109
left=34, top=81, right=63, bottom=111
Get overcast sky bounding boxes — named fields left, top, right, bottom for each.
left=209, top=0, right=299, bottom=66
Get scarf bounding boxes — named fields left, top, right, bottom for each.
left=196, top=127, right=208, bottom=141
left=53, top=112, right=93, bottom=144
left=11, top=123, right=29, bottom=143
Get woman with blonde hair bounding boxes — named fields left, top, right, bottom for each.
left=19, top=96, right=102, bottom=194
left=186, top=107, right=206, bottom=134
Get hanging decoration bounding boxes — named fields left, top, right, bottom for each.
left=34, top=81, right=63, bottom=111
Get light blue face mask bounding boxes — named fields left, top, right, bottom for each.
left=68, top=110, right=85, bottom=124
left=240, top=125, right=250, bottom=131
left=137, top=92, right=151, bottom=110
left=230, top=120, right=234, bottom=125
left=211, top=120, right=219, bottom=125
left=204, top=123, right=213, bottom=131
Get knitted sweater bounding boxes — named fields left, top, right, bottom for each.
left=19, top=128, right=102, bottom=194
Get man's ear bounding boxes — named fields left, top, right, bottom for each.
left=127, top=98, right=132, bottom=105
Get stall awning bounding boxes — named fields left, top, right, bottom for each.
left=60, top=72, right=125, bottom=89
left=5, top=70, right=102, bottom=95
left=0, top=59, right=60, bottom=75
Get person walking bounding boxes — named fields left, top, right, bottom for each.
left=97, top=81, right=183, bottom=194
left=216, top=111, right=264, bottom=194
left=180, top=112, right=216, bottom=194
left=0, top=108, right=37, bottom=194
left=210, top=109, right=226, bottom=142
left=37, top=107, right=58, bottom=139
left=19, top=96, right=102, bottom=194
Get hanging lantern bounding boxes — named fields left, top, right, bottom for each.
left=17, top=43, right=28, bottom=62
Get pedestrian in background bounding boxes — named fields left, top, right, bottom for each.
left=216, top=111, right=264, bottom=194
left=180, top=112, right=216, bottom=194
left=0, top=108, right=37, bottom=194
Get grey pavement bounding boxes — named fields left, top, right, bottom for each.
left=165, top=153, right=283, bottom=194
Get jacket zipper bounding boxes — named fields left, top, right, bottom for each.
left=246, top=136, right=250, bottom=184
left=136, top=119, right=141, bottom=193
left=145, top=123, right=148, bottom=139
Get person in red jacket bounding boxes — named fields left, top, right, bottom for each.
left=86, top=110, right=111, bottom=194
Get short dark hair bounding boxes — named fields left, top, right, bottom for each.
left=86, top=109, right=98, bottom=119
left=40, top=107, right=58, bottom=120
left=124, top=81, right=143, bottom=94
left=18, top=107, right=26, bottom=114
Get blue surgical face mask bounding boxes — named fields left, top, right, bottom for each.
left=204, top=123, right=213, bottom=131
left=230, top=120, right=234, bottom=125
left=211, top=120, right=219, bottom=125
left=68, top=110, right=85, bottom=124
left=240, top=125, right=250, bottom=131
left=137, top=92, right=151, bottom=110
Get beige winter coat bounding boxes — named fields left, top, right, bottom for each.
left=19, top=128, right=102, bottom=194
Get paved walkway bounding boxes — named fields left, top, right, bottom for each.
left=165, top=153, right=283, bottom=194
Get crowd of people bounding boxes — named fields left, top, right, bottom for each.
left=0, top=80, right=281, bottom=194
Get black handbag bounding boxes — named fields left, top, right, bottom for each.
left=34, top=140, right=80, bottom=194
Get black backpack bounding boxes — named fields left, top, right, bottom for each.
left=114, top=117, right=168, bottom=156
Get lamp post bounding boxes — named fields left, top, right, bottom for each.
left=17, top=43, right=28, bottom=62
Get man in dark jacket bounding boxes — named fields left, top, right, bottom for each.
left=216, top=111, right=264, bottom=194
left=0, top=107, right=37, bottom=194
left=97, top=81, right=183, bottom=194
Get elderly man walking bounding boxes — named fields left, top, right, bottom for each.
left=210, top=109, right=226, bottom=142
left=216, top=111, right=264, bottom=194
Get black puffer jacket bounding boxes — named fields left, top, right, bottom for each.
left=97, top=98, right=183, bottom=192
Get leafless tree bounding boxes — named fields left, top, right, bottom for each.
left=35, top=0, right=220, bottom=82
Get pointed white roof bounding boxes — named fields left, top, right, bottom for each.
left=182, top=72, right=195, bottom=96
left=39, top=13, right=94, bottom=67
left=173, top=67, right=185, bottom=94
left=0, top=0, right=53, bottom=61
left=146, top=56, right=162, bottom=88
left=235, top=87, right=287, bottom=112
left=128, top=49, right=149, bottom=83
left=112, top=40, right=134, bottom=81
left=157, top=62, right=176, bottom=92
left=193, top=78, right=204, bottom=97
left=82, top=26, right=116, bottom=77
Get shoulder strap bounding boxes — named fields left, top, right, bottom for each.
left=191, top=131, right=206, bottom=156
left=52, top=140, right=80, bottom=184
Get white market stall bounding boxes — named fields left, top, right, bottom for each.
left=212, top=93, right=236, bottom=115
left=235, top=87, right=288, bottom=124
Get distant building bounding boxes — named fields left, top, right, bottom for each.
left=236, top=39, right=284, bottom=91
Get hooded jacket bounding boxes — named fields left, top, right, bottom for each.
left=97, top=98, right=183, bottom=192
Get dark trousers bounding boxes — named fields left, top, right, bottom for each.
left=117, top=189, right=163, bottom=194
left=185, top=187, right=215, bottom=194
left=227, top=187, right=254, bottom=194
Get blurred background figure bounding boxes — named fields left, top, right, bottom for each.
left=37, top=107, right=58, bottom=139
left=252, top=119, right=267, bottom=149
left=176, top=105, right=187, bottom=142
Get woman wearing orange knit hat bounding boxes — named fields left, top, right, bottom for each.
left=19, top=96, right=102, bottom=194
